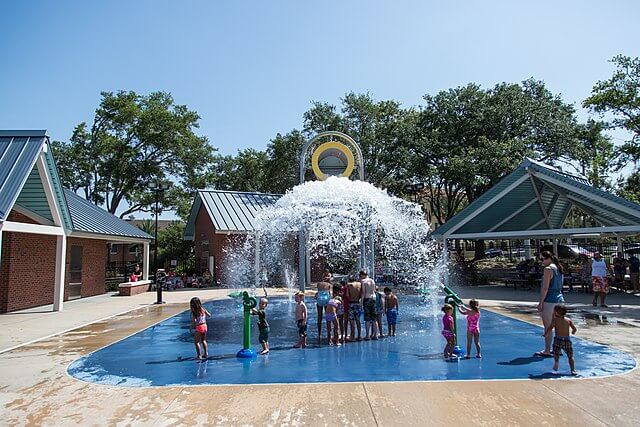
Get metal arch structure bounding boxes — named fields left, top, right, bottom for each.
left=297, top=132, right=372, bottom=291
left=299, top=131, right=365, bottom=184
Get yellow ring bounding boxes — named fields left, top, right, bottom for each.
left=311, top=141, right=355, bottom=181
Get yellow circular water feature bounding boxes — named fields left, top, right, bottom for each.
left=311, top=141, right=355, bottom=180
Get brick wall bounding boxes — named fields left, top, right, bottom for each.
left=67, top=238, right=108, bottom=298
left=0, top=229, right=57, bottom=313
left=0, top=211, right=114, bottom=312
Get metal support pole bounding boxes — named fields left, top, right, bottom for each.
left=142, top=241, right=150, bottom=280
left=298, top=229, right=306, bottom=291
left=524, top=239, right=531, bottom=259
left=53, top=234, right=67, bottom=312
left=254, top=233, right=261, bottom=291
left=154, top=191, right=163, bottom=304
left=368, top=228, right=375, bottom=278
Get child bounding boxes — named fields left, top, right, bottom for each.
left=251, top=298, right=270, bottom=355
left=190, top=297, right=211, bottom=360
left=325, top=296, right=342, bottom=346
left=543, top=305, right=578, bottom=375
left=375, top=290, right=386, bottom=338
left=294, top=291, right=308, bottom=348
left=441, top=304, right=456, bottom=359
left=458, top=299, right=481, bottom=359
left=384, top=287, right=398, bottom=336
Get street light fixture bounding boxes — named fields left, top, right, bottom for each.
left=404, top=181, right=424, bottom=203
left=148, top=180, right=172, bottom=304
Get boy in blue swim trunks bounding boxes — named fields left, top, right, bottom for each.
left=384, top=287, right=398, bottom=337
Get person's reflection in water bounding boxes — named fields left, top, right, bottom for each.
left=196, top=359, right=209, bottom=378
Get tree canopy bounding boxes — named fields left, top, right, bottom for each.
left=584, top=55, right=640, bottom=163
left=52, top=91, right=217, bottom=218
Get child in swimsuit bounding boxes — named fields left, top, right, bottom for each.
left=384, top=287, right=398, bottom=336
left=339, top=280, right=350, bottom=342
left=190, top=297, right=211, bottom=360
left=543, top=304, right=578, bottom=375
left=294, top=292, right=307, bottom=348
left=441, top=304, right=456, bottom=359
left=251, top=298, right=270, bottom=355
left=458, top=299, right=481, bottom=359
left=325, top=297, right=341, bottom=346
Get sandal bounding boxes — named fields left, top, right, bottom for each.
left=534, top=351, right=552, bottom=357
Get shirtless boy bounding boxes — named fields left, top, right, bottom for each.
left=347, top=278, right=362, bottom=341
left=543, top=304, right=578, bottom=375
left=294, top=292, right=308, bottom=348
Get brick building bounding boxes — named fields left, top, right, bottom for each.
left=0, top=131, right=152, bottom=313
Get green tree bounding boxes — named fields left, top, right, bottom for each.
left=413, top=80, right=581, bottom=257
left=157, top=221, right=193, bottom=265
left=136, top=218, right=156, bottom=236
left=584, top=55, right=640, bottom=163
left=264, top=130, right=306, bottom=194
left=618, top=171, right=640, bottom=205
left=52, top=91, right=217, bottom=218
left=303, top=92, right=414, bottom=191
left=210, top=148, right=269, bottom=192
left=574, top=120, right=616, bottom=189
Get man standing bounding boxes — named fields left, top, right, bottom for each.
left=360, top=270, right=378, bottom=340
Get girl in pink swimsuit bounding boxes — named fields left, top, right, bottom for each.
left=458, top=299, right=481, bottom=359
left=190, top=297, right=211, bottom=360
left=441, top=304, right=456, bottom=359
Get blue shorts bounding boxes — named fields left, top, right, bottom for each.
left=386, top=308, right=398, bottom=325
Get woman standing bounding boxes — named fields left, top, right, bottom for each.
left=535, top=251, right=564, bottom=357
left=591, top=252, right=611, bottom=307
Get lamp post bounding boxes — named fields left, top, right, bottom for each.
left=148, top=180, right=172, bottom=304
left=404, top=181, right=425, bottom=203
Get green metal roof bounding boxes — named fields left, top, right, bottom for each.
left=64, top=189, right=152, bottom=240
left=184, top=189, right=281, bottom=239
left=0, top=131, right=72, bottom=229
left=1, top=129, right=150, bottom=241
left=432, top=158, right=640, bottom=239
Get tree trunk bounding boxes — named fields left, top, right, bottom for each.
left=473, top=239, right=486, bottom=261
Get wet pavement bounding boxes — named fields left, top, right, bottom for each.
left=1, top=287, right=639, bottom=426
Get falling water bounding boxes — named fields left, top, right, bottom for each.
left=222, top=177, right=445, bottom=306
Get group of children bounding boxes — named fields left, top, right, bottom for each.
left=293, top=284, right=399, bottom=349
left=440, top=298, right=577, bottom=374
left=189, top=288, right=578, bottom=375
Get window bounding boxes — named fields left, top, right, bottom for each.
left=129, top=244, right=140, bottom=254
left=109, top=244, right=118, bottom=254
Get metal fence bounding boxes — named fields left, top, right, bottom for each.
left=448, top=240, right=640, bottom=262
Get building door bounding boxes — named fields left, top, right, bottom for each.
left=68, top=245, right=83, bottom=299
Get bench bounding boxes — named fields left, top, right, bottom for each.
left=118, top=280, right=152, bottom=296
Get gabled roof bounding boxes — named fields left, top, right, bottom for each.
left=0, top=131, right=48, bottom=221
left=64, top=189, right=152, bottom=240
left=184, top=189, right=281, bottom=238
left=0, top=130, right=73, bottom=228
left=432, top=158, right=640, bottom=239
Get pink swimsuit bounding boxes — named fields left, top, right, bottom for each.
left=441, top=314, right=455, bottom=339
left=466, top=311, right=480, bottom=334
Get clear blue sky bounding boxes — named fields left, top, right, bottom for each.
left=1, top=0, right=638, bottom=152
left=1, top=1, right=638, bottom=217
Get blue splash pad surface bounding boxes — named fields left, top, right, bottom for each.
left=68, top=296, right=635, bottom=386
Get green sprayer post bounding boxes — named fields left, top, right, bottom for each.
left=236, top=291, right=257, bottom=358
left=443, top=286, right=463, bottom=346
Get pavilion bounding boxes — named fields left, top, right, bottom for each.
left=431, top=158, right=640, bottom=256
